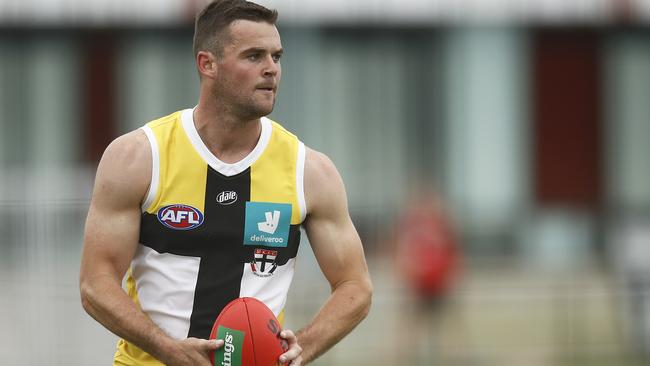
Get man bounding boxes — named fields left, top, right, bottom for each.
left=79, top=1, right=373, bottom=365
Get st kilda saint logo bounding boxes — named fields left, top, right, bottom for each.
left=250, top=248, right=278, bottom=277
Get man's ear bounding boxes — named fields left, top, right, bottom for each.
left=197, top=50, right=218, bottom=79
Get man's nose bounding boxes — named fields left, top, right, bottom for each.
left=263, top=56, right=279, bottom=77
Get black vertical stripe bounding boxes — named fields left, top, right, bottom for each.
left=187, top=166, right=252, bottom=338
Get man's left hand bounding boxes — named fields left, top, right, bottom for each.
left=279, top=329, right=303, bottom=366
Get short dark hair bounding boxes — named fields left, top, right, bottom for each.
left=193, top=0, right=278, bottom=58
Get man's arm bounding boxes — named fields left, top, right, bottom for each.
left=295, top=148, right=373, bottom=364
left=79, top=130, right=222, bottom=366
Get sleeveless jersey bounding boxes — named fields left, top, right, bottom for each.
left=114, top=108, right=306, bottom=366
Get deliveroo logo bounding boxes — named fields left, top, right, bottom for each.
left=258, top=210, right=281, bottom=234
left=214, top=326, right=245, bottom=366
left=244, top=202, right=291, bottom=247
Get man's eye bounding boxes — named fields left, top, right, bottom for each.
left=272, top=54, right=282, bottom=62
left=248, top=54, right=260, bottom=61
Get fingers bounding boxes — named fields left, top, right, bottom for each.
left=288, top=355, right=303, bottom=366
left=280, top=350, right=303, bottom=366
left=204, top=338, right=224, bottom=351
left=278, top=330, right=302, bottom=365
left=280, top=329, right=298, bottom=344
left=170, top=338, right=224, bottom=366
left=186, top=337, right=224, bottom=351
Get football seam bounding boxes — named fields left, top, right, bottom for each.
left=243, top=298, right=258, bottom=366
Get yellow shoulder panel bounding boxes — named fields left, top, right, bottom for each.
left=250, top=121, right=302, bottom=224
left=143, top=111, right=208, bottom=215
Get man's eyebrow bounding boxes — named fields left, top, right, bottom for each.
left=241, top=47, right=284, bottom=54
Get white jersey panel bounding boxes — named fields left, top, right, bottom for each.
left=238, top=258, right=297, bottom=317
left=296, top=141, right=307, bottom=222
left=140, top=125, right=160, bottom=212
left=131, top=245, right=201, bottom=340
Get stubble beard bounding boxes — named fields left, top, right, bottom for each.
left=212, top=85, right=275, bottom=122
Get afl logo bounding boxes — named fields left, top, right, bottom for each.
left=216, top=191, right=238, bottom=205
left=157, top=204, right=204, bottom=230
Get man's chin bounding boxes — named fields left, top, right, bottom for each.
left=255, top=101, right=275, bottom=117
left=240, top=103, right=274, bottom=120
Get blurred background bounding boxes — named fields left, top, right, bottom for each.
left=1, top=0, right=650, bottom=365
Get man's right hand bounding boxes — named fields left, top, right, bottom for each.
left=165, top=338, right=224, bottom=366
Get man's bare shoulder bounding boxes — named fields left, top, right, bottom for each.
left=93, top=129, right=151, bottom=207
left=304, top=147, right=337, bottom=179
left=100, top=129, right=150, bottom=180
left=303, top=147, right=347, bottom=217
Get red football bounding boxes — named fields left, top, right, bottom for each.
left=209, top=297, right=289, bottom=366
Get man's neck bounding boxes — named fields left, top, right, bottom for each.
left=193, top=103, right=263, bottom=164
